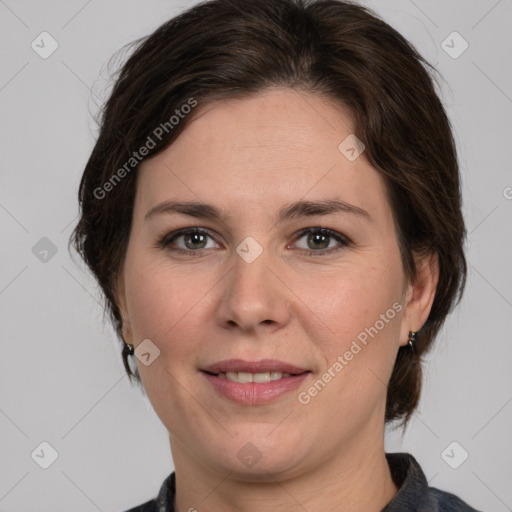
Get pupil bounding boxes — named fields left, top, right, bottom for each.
left=309, top=232, right=329, bottom=250
left=186, top=233, right=206, bottom=249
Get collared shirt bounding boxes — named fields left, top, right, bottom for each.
left=124, top=452, right=483, bottom=511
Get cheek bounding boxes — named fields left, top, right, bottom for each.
left=122, top=256, right=209, bottom=419
left=122, top=252, right=220, bottom=395
left=124, top=253, right=206, bottom=337
left=301, top=267, right=403, bottom=415
left=305, top=255, right=405, bottom=404
left=294, top=257, right=403, bottom=343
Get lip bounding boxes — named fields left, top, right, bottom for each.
left=202, top=371, right=311, bottom=405
left=200, top=359, right=311, bottom=405
left=201, top=358, right=309, bottom=375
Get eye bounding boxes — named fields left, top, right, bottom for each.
left=291, top=227, right=351, bottom=255
left=156, top=226, right=351, bottom=257
left=156, top=228, right=220, bottom=255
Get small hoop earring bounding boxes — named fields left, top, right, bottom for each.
left=124, top=343, right=135, bottom=357
left=408, top=331, right=417, bottom=351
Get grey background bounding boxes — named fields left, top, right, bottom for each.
left=0, top=1, right=510, bottom=511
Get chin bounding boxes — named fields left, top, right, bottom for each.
left=206, top=429, right=308, bottom=480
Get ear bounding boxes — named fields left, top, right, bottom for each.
left=115, top=268, right=133, bottom=345
left=399, top=251, right=439, bottom=347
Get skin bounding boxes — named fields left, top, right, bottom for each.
left=117, top=87, right=439, bottom=512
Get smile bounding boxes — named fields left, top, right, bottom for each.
left=201, top=370, right=310, bottom=405
left=215, top=371, right=292, bottom=383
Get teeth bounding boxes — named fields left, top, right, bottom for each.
left=218, top=371, right=292, bottom=383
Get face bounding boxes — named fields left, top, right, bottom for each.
left=117, top=88, right=435, bottom=480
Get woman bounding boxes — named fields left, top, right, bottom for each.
left=70, top=0, right=482, bottom=510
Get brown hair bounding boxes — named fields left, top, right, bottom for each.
left=70, top=0, right=466, bottom=428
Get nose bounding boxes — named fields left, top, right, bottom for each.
left=214, top=240, right=292, bottom=334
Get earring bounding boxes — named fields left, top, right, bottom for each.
left=408, top=331, right=417, bottom=351
left=123, top=343, right=135, bottom=356
left=121, top=323, right=134, bottom=356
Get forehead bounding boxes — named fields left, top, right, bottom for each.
left=171, top=88, right=357, bottom=160
left=136, top=88, right=390, bottom=221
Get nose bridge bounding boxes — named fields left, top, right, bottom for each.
left=231, top=236, right=274, bottom=306
left=216, top=234, right=291, bottom=331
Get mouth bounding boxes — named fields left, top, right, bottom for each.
left=202, top=369, right=307, bottom=383
left=200, top=359, right=311, bottom=404
left=201, top=358, right=310, bottom=380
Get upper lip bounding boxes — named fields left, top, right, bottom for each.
left=201, top=359, right=310, bottom=375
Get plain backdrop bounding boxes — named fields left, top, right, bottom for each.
left=0, top=1, right=511, bottom=511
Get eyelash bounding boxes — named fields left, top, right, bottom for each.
left=155, top=226, right=352, bottom=257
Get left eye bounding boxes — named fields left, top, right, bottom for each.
left=291, top=228, right=349, bottom=254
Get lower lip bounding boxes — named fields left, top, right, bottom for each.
left=202, top=372, right=310, bottom=405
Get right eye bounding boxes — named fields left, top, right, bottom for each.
left=157, top=228, right=221, bottom=255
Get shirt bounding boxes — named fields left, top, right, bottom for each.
left=124, top=452, right=483, bottom=511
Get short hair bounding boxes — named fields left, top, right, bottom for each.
left=70, top=0, right=467, bottom=429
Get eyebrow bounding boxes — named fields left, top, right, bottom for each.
left=144, top=198, right=371, bottom=223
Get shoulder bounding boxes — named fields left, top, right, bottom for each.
left=121, top=472, right=175, bottom=512
left=123, top=500, right=158, bottom=512
left=384, top=452, right=484, bottom=512
left=429, top=486, right=483, bottom=512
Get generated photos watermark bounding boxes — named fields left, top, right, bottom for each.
left=298, top=301, right=403, bottom=405
left=93, top=97, right=197, bottom=200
